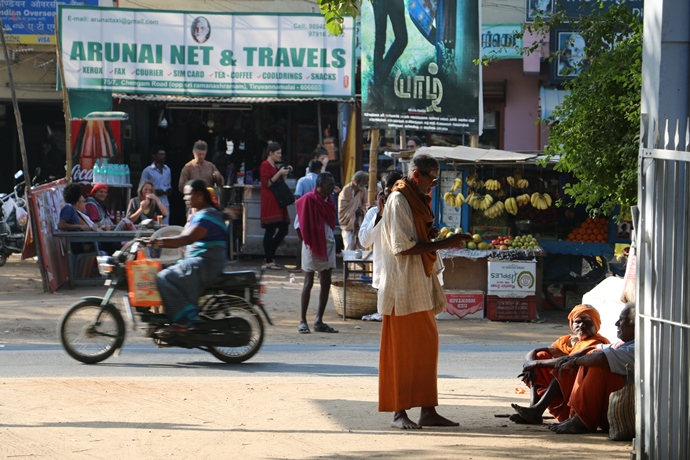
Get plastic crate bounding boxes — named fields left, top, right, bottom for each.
left=486, top=294, right=537, bottom=322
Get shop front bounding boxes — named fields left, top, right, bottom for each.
left=57, top=6, right=357, bottom=258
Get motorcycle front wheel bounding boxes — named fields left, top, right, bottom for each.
left=59, top=300, right=125, bottom=364
left=199, top=294, right=264, bottom=364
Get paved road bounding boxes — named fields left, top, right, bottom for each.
left=1, top=342, right=531, bottom=379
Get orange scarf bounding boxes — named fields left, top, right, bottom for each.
left=391, top=177, right=436, bottom=277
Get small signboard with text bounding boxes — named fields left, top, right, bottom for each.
left=487, top=260, right=536, bottom=295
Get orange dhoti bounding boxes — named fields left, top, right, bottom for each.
left=530, top=350, right=577, bottom=422
left=378, top=308, right=438, bottom=412
left=569, top=365, right=627, bottom=431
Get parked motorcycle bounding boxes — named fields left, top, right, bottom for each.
left=0, top=170, right=32, bottom=266
left=58, top=236, right=272, bottom=364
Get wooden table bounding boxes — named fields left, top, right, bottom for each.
left=53, top=230, right=154, bottom=288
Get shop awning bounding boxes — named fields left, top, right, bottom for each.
left=540, top=87, right=570, bottom=121
left=112, top=93, right=356, bottom=104
left=416, top=145, right=538, bottom=164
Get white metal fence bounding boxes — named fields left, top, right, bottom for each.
left=636, top=115, right=690, bottom=459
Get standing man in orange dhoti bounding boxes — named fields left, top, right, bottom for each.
left=377, top=153, right=473, bottom=430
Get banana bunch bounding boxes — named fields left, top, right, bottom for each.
left=516, top=179, right=529, bottom=189
left=516, top=194, right=531, bottom=207
left=506, top=176, right=515, bottom=187
left=505, top=197, right=519, bottom=215
left=468, top=193, right=494, bottom=210
left=466, top=172, right=483, bottom=189
left=484, top=179, right=501, bottom=191
left=450, top=177, right=463, bottom=192
left=484, top=201, right=505, bottom=218
left=443, top=191, right=465, bottom=208
left=530, top=192, right=553, bottom=210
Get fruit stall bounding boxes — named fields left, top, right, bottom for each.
left=416, top=145, right=631, bottom=318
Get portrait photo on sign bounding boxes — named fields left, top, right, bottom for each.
left=525, top=0, right=553, bottom=22
left=191, top=16, right=211, bottom=44
left=549, top=26, right=589, bottom=85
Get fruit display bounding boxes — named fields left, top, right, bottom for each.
left=467, top=193, right=494, bottom=210
left=566, top=217, right=609, bottom=243
left=510, top=234, right=540, bottom=250
left=483, top=201, right=505, bottom=218
left=436, top=226, right=465, bottom=241
left=484, top=179, right=501, bottom=190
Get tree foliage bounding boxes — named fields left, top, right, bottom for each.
left=316, top=0, right=363, bottom=35
left=528, top=3, right=642, bottom=217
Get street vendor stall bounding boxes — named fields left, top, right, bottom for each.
left=417, top=145, right=629, bottom=318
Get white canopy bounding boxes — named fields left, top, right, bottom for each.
left=416, top=145, right=539, bottom=164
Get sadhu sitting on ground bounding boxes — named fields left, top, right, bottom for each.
left=510, top=304, right=609, bottom=424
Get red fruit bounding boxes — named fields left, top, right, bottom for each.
left=491, top=239, right=499, bottom=245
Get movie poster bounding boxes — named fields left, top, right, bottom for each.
left=361, top=0, right=482, bottom=135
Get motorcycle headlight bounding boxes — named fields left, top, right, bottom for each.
left=97, top=256, right=115, bottom=276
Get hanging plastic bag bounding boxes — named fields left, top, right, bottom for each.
left=13, top=201, right=29, bottom=229
left=126, top=249, right=162, bottom=307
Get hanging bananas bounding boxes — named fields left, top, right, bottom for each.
left=450, top=177, right=463, bottom=192
left=484, top=179, right=501, bottom=191
left=505, top=197, right=519, bottom=215
left=516, top=194, right=531, bottom=207
left=484, top=201, right=505, bottom=218
left=466, top=172, right=482, bottom=189
left=506, top=176, right=515, bottom=187
left=516, top=179, right=529, bottom=189
left=468, top=193, right=493, bottom=211
left=443, top=190, right=465, bottom=208
left=530, top=192, right=553, bottom=210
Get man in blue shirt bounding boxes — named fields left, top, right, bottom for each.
left=140, top=146, right=172, bottom=223
left=295, top=160, right=322, bottom=199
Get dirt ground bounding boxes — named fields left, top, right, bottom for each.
left=0, top=257, right=633, bottom=459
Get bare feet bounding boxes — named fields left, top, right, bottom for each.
left=418, top=407, right=459, bottom=427
left=548, top=414, right=589, bottom=434
left=510, top=403, right=544, bottom=424
left=391, top=411, right=421, bottom=430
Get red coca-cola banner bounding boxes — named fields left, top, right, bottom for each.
left=70, top=119, right=122, bottom=185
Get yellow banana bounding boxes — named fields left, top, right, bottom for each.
left=505, top=197, right=518, bottom=215
left=443, top=191, right=455, bottom=205
left=466, top=173, right=480, bottom=188
left=506, top=176, right=515, bottom=187
left=530, top=192, right=539, bottom=207
left=451, top=177, right=463, bottom=192
left=485, top=179, right=501, bottom=191
left=517, top=179, right=529, bottom=189
left=454, top=192, right=465, bottom=207
left=544, top=193, right=553, bottom=207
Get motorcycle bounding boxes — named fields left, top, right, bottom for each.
left=58, top=234, right=272, bottom=364
left=0, top=170, right=33, bottom=266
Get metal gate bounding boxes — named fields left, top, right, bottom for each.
left=636, top=115, right=690, bottom=459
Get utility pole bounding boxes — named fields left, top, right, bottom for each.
left=0, top=19, right=48, bottom=290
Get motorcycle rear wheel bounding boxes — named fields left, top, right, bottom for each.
left=59, top=300, right=125, bottom=364
left=199, top=294, right=264, bottom=363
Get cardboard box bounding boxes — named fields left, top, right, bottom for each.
left=487, top=260, right=537, bottom=294
left=436, top=290, right=485, bottom=320
left=486, top=294, right=537, bottom=321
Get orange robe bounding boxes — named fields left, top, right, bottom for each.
left=378, top=308, right=438, bottom=412
left=569, top=364, right=627, bottom=431
left=531, top=333, right=609, bottom=422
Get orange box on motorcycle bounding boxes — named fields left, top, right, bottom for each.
left=471, top=226, right=510, bottom=242
left=435, top=290, right=485, bottom=320
left=126, top=249, right=162, bottom=307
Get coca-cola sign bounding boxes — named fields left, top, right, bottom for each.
left=70, top=119, right=122, bottom=184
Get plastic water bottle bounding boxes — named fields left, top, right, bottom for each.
left=116, top=164, right=124, bottom=184
left=124, top=164, right=130, bottom=185
left=92, top=161, right=100, bottom=183
left=102, top=159, right=110, bottom=184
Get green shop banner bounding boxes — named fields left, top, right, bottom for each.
left=58, top=6, right=356, bottom=98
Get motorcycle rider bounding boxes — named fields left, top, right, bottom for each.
left=144, top=179, right=228, bottom=334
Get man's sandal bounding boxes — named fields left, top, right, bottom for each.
left=298, top=323, right=311, bottom=334
left=313, top=323, right=338, bottom=333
